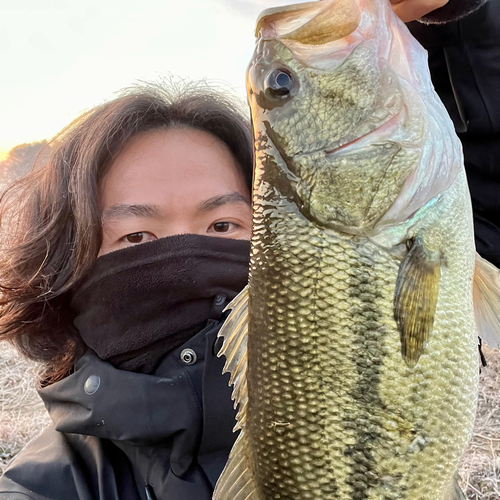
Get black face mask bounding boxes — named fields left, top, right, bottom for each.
left=70, top=234, right=250, bottom=373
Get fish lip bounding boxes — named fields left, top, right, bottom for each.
left=255, top=1, right=321, bottom=38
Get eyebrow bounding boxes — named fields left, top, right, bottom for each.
left=197, top=192, right=250, bottom=212
left=101, top=204, right=162, bottom=222
left=101, top=192, right=250, bottom=222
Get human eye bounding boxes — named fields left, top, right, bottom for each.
left=209, top=221, right=239, bottom=234
left=122, top=231, right=157, bottom=245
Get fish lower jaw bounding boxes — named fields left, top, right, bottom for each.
left=291, top=182, right=383, bottom=236
left=312, top=218, right=378, bottom=238
left=324, top=107, right=406, bottom=157
left=293, top=202, right=381, bottom=238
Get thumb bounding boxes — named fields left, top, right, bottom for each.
left=391, top=0, right=449, bottom=22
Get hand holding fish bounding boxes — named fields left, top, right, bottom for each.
left=390, top=0, right=449, bottom=21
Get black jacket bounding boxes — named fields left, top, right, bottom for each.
left=0, top=320, right=237, bottom=500
left=408, top=0, right=500, bottom=266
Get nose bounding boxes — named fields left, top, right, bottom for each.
left=256, top=0, right=361, bottom=45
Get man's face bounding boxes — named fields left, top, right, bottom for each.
left=98, top=128, right=252, bottom=256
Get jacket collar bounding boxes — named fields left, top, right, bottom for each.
left=38, top=321, right=217, bottom=445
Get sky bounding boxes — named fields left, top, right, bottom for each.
left=0, top=0, right=305, bottom=160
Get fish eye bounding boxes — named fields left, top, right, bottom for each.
left=264, top=69, right=295, bottom=99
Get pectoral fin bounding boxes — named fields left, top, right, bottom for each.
left=394, top=237, right=441, bottom=367
left=473, top=253, right=500, bottom=348
left=213, top=286, right=261, bottom=500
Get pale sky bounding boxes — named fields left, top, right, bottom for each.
left=0, top=0, right=304, bottom=160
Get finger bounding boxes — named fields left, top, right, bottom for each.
left=391, top=0, right=449, bottom=22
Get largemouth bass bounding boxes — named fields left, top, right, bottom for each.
left=215, top=1, right=500, bottom=499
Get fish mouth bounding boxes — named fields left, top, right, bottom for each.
left=256, top=0, right=361, bottom=45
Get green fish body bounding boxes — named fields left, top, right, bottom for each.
left=244, top=172, right=477, bottom=500
left=214, top=1, right=500, bottom=499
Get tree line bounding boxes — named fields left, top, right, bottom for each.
left=0, top=141, right=48, bottom=192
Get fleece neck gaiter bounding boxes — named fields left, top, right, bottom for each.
left=70, top=234, right=250, bottom=373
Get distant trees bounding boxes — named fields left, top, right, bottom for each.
left=0, top=141, right=49, bottom=191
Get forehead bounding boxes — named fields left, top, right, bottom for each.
left=99, top=127, right=248, bottom=210
left=110, top=127, right=238, bottom=176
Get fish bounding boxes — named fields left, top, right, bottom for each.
left=214, top=0, right=500, bottom=499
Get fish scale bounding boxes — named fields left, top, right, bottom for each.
left=245, top=170, right=478, bottom=500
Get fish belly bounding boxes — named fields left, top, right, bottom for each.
left=246, top=171, right=478, bottom=500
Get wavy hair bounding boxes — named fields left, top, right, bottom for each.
left=0, top=81, right=253, bottom=383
